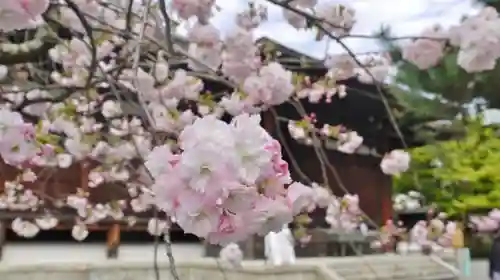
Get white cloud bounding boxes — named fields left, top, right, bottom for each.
left=203, top=0, right=480, bottom=58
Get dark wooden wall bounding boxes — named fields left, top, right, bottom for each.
left=264, top=77, right=398, bottom=225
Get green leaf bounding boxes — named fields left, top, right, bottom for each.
left=443, top=52, right=459, bottom=81
left=394, top=118, right=500, bottom=213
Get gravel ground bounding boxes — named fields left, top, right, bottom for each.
left=469, top=260, right=489, bottom=280
left=0, top=244, right=491, bottom=279
left=1, top=243, right=204, bottom=264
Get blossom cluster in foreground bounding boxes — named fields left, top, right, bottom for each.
left=469, top=209, right=500, bottom=232
left=146, top=114, right=318, bottom=244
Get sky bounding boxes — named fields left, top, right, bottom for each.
left=203, top=0, right=480, bottom=58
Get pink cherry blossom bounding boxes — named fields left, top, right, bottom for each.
left=0, top=0, right=49, bottom=32
left=145, top=114, right=325, bottom=244
left=219, top=243, right=243, bottom=268
left=402, top=39, right=444, bottom=70
left=402, top=26, right=446, bottom=70
left=490, top=209, right=500, bottom=222
left=316, top=3, right=356, bottom=37
left=470, top=216, right=499, bottom=232
left=287, top=182, right=315, bottom=214
left=243, top=62, right=294, bottom=106
left=311, top=183, right=331, bottom=208
left=324, top=194, right=363, bottom=231
left=337, top=131, right=363, bottom=154
left=206, top=212, right=250, bottom=245
left=171, top=0, right=215, bottom=22
left=380, top=150, right=411, bottom=175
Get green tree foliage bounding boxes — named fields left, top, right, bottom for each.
left=394, top=119, right=500, bottom=215
left=389, top=85, right=465, bottom=143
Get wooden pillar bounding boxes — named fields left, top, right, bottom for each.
left=0, top=221, right=6, bottom=261
left=242, top=236, right=255, bottom=259
left=261, top=111, right=276, bottom=135
left=106, top=224, right=120, bottom=259
left=381, top=176, right=393, bottom=223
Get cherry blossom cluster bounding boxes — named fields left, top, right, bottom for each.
left=0, top=0, right=191, bottom=238
left=402, top=7, right=500, bottom=73
left=373, top=215, right=457, bottom=254
left=0, top=110, right=38, bottom=166
left=469, top=209, right=500, bottom=232
left=295, top=75, right=347, bottom=103
left=288, top=119, right=410, bottom=174
left=146, top=114, right=318, bottom=244
left=397, top=218, right=457, bottom=254
left=285, top=183, right=365, bottom=245
left=282, top=0, right=355, bottom=37
left=380, top=150, right=411, bottom=176
left=324, top=53, right=392, bottom=84
left=324, top=194, right=363, bottom=231
left=374, top=220, right=405, bottom=252
left=287, top=119, right=365, bottom=155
